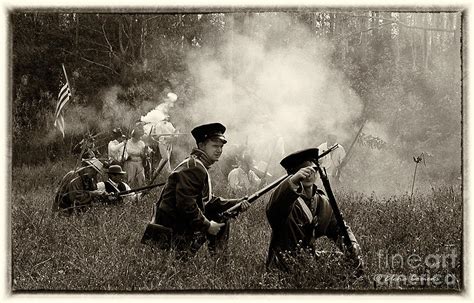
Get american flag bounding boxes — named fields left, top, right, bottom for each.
left=54, top=66, right=72, bottom=137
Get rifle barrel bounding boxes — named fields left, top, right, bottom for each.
left=316, top=164, right=353, bottom=249
left=153, top=133, right=187, bottom=137
left=318, top=143, right=339, bottom=159
left=219, top=143, right=340, bottom=218
left=223, top=174, right=289, bottom=215
left=116, top=182, right=165, bottom=196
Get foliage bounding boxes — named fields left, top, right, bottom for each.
left=10, top=11, right=462, bottom=190
left=11, top=161, right=462, bottom=291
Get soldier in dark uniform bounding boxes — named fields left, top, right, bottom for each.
left=54, top=157, right=105, bottom=213
left=143, top=122, right=250, bottom=257
left=266, top=148, right=362, bottom=271
left=97, top=164, right=132, bottom=204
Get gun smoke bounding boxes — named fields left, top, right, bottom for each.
left=41, top=13, right=460, bottom=196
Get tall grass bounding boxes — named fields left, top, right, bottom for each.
left=11, top=161, right=462, bottom=291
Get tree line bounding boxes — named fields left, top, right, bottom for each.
left=11, top=10, right=462, bottom=182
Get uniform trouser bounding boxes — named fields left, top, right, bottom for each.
left=124, top=160, right=145, bottom=187
left=158, top=142, right=172, bottom=173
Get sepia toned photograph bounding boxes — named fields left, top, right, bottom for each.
left=9, top=5, right=464, bottom=293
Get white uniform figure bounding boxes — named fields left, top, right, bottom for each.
left=108, top=128, right=127, bottom=163
left=228, top=156, right=261, bottom=195
left=141, top=92, right=178, bottom=174
left=317, top=134, right=346, bottom=181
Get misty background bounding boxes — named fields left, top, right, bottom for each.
left=11, top=11, right=462, bottom=195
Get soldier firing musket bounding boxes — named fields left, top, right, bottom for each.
left=219, top=144, right=340, bottom=220
left=96, top=164, right=165, bottom=203
left=264, top=146, right=363, bottom=274
left=140, top=92, right=181, bottom=174
left=59, top=182, right=165, bottom=212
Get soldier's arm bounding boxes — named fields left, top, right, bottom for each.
left=175, top=166, right=211, bottom=232
left=266, top=178, right=300, bottom=226
left=108, top=141, right=125, bottom=153
left=68, top=179, right=95, bottom=206
left=205, top=196, right=241, bottom=216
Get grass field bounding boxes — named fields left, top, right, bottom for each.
left=10, top=159, right=462, bottom=292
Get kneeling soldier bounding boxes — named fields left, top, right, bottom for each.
left=97, top=164, right=133, bottom=204
left=142, top=122, right=249, bottom=258
left=266, top=148, right=362, bottom=271
left=54, top=157, right=105, bottom=213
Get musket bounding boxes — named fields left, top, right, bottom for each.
left=313, top=159, right=363, bottom=271
left=140, top=158, right=169, bottom=199
left=314, top=163, right=352, bottom=247
left=219, top=144, right=340, bottom=219
left=110, top=182, right=166, bottom=197
left=257, top=143, right=277, bottom=188
left=152, top=133, right=187, bottom=139
left=60, top=182, right=166, bottom=210
left=120, top=136, right=129, bottom=166
left=335, top=119, right=367, bottom=180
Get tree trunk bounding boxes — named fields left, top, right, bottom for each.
left=393, top=12, right=400, bottom=65
left=118, top=18, right=125, bottom=55
left=75, top=13, right=79, bottom=60
left=329, top=12, right=335, bottom=37
left=410, top=14, right=417, bottom=70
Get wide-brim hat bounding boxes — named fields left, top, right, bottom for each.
left=82, top=157, right=104, bottom=173
left=191, top=122, right=227, bottom=144
left=106, top=164, right=126, bottom=175
left=280, top=148, right=319, bottom=173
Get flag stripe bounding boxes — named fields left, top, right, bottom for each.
left=54, top=66, right=72, bottom=137
left=54, top=113, right=65, bottom=137
left=55, top=83, right=71, bottom=118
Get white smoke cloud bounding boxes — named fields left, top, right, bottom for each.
left=183, top=14, right=363, bottom=164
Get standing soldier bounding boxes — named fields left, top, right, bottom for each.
left=124, top=126, right=149, bottom=188
left=317, top=134, right=346, bottom=183
left=266, top=148, right=361, bottom=272
left=142, top=122, right=250, bottom=257
left=108, top=128, right=127, bottom=165
left=227, top=153, right=260, bottom=196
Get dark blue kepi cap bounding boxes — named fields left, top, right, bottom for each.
left=280, top=148, right=319, bottom=173
left=191, top=122, right=227, bottom=144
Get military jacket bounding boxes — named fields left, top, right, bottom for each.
left=153, top=150, right=236, bottom=236
left=60, top=175, right=98, bottom=210
left=265, top=179, right=327, bottom=269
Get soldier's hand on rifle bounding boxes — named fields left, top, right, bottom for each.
left=89, top=189, right=106, bottom=197
left=289, top=166, right=316, bottom=184
left=207, top=220, right=225, bottom=235
left=239, top=197, right=251, bottom=212
left=104, top=192, right=119, bottom=202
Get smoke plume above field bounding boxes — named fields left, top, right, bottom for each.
left=183, top=15, right=363, bottom=162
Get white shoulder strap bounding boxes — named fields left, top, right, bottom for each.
left=194, top=158, right=212, bottom=206
left=297, top=197, right=313, bottom=223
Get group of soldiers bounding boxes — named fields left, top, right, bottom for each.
left=53, top=118, right=362, bottom=274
